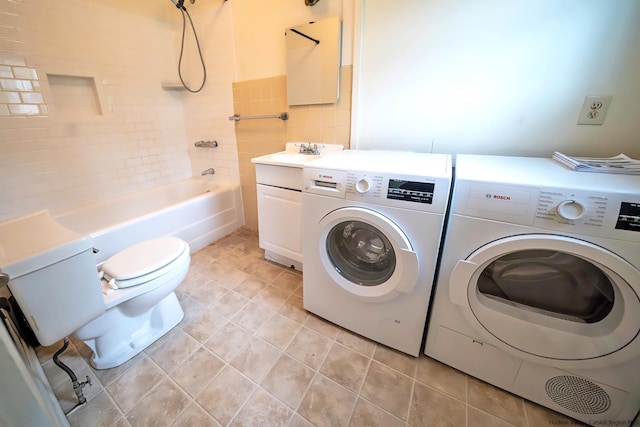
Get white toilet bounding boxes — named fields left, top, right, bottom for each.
left=0, top=211, right=190, bottom=370
left=74, top=236, right=190, bottom=369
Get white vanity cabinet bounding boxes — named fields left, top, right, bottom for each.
left=256, top=182, right=303, bottom=270
left=252, top=159, right=307, bottom=271
left=252, top=143, right=343, bottom=271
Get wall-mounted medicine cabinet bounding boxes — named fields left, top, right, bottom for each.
left=285, top=16, right=341, bottom=106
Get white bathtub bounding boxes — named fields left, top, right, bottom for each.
left=53, top=178, right=244, bottom=264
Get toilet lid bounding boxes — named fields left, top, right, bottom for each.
left=101, top=237, right=187, bottom=282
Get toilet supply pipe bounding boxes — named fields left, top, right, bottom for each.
left=53, top=337, right=91, bottom=411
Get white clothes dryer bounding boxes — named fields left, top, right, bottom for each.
left=302, top=150, right=452, bottom=356
left=425, top=154, right=640, bottom=426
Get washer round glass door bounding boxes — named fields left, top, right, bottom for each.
left=326, top=220, right=395, bottom=286
left=449, top=234, right=640, bottom=366
left=318, top=207, right=419, bottom=301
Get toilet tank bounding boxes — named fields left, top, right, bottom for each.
left=0, top=211, right=105, bottom=346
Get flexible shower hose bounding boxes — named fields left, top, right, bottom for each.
left=176, top=5, right=206, bottom=93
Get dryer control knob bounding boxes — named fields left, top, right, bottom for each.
left=556, top=200, right=586, bottom=220
left=355, top=179, right=371, bottom=194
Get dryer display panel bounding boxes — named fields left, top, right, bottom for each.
left=387, top=179, right=434, bottom=204
left=616, top=202, right=640, bottom=232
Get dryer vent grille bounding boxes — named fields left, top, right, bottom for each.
left=545, top=375, right=611, bottom=415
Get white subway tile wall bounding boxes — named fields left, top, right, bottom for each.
left=0, top=0, right=239, bottom=221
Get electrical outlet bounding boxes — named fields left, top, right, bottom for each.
left=577, top=95, right=612, bottom=125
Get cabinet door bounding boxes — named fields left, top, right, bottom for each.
left=257, top=184, right=303, bottom=263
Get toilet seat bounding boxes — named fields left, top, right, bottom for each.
left=101, top=237, right=187, bottom=289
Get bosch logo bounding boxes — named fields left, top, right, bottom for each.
left=320, top=174, right=333, bottom=179
left=486, top=193, right=511, bottom=201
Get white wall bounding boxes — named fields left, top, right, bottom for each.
left=352, top=0, right=640, bottom=158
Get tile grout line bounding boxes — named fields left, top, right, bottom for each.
left=522, top=396, right=531, bottom=427
left=288, top=329, right=344, bottom=426
left=344, top=347, right=375, bottom=425
left=465, top=374, right=469, bottom=427
left=404, top=374, right=417, bottom=427
left=160, top=373, right=205, bottom=426
left=360, top=357, right=417, bottom=425
left=224, top=377, right=260, bottom=427
left=177, top=362, right=224, bottom=425
left=211, top=282, right=301, bottom=425
left=111, top=355, right=169, bottom=423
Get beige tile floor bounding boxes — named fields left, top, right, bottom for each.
left=36, top=228, right=587, bottom=427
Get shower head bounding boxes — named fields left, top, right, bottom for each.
left=170, top=0, right=186, bottom=11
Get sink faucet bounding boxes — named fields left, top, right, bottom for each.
left=201, top=168, right=215, bottom=176
left=299, top=143, right=319, bottom=155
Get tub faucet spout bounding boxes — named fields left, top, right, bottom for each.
left=201, top=168, right=215, bottom=176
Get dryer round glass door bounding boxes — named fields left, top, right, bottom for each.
left=478, top=249, right=614, bottom=324
left=448, top=234, right=640, bottom=367
left=317, top=207, right=419, bottom=301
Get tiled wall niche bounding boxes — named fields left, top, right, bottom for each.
left=47, top=74, right=103, bottom=117
left=233, top=66, right=352, bottom=229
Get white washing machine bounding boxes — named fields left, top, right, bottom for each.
left=302, top=150, right=452, bottom=356
left=425, top=154, right=640, bottom=425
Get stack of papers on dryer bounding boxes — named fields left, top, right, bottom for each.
left=553, top=152, right=640, bottom=175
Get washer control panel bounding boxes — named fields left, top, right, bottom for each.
left=304, top=166, right=449, bottom=214
left=345, top=173, right=435, bottom=205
